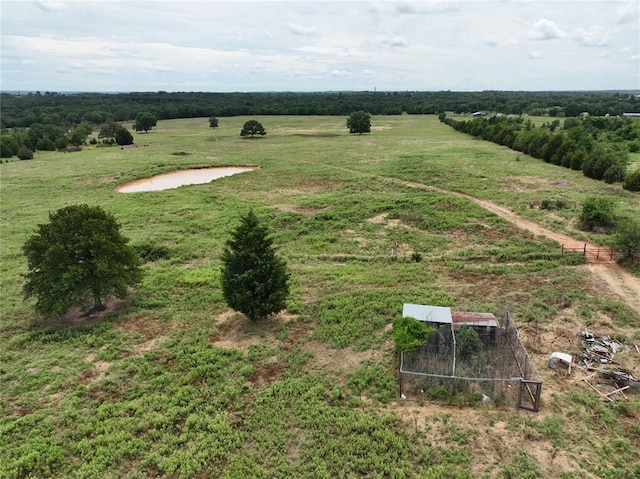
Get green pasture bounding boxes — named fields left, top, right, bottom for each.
left=1, top=115, right=639, bottom=478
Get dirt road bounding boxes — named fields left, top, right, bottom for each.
left=397, top=179, right=640, bottom=317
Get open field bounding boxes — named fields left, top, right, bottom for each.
left=1, top=115, right=639, bottom=478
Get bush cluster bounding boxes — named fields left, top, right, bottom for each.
left=440, top=114, right=636, bottom=186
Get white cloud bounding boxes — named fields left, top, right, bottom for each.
left=484, top=35, right=499, bottom=47
left=381, top=36, right=409, bottom=47
left=617, top=2, right=639, bottom=24
left=527, top=19, right=566, bottom=40
left=0, top=1, right=637, bottom=92
left=34, top=1, right=70, bottom=12
left=574, top=26, right=611, bottom=47
left=394, top=1, right=458, bottom=15
left=287, top=22, right=317, bottom=36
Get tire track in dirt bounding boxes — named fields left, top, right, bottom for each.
left=313, top=162, right=640, bottom=317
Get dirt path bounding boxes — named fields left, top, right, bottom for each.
left=401, top=180, right=640, bottom=317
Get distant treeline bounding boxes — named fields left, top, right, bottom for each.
left=439, top=113, right=640, bottom=191
left=1, top=90, right=639, bottom=129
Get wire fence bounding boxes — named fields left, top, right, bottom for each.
left=399, top=311, right=542, bottom=411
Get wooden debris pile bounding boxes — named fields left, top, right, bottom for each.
left=578, top=330, right=639, bottom=401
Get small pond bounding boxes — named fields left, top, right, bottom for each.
left=116, top=166, right=256, bottom=193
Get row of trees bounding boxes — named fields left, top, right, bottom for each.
left=1, top=111, right=158, bottom=160
left=3, top=90, right=638, bottom=130
left=23, top=206, right=290, bottom=322
left=439, top=114, right=640, bottom=191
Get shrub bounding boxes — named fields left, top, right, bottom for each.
left=17, top=146, right=34, bottom=160
left=623, top=168, right=640, bottom=192
left=392, top=315, right=435, bottom=352
left=115, top=126, right=134, bottom=145
left=613, top=219, right=640, bottom=262
left=579, top=196, right=616, bottom=231
left=603, top=163, right=627, bottom=184
left=456, top=326, right=483, bottom=359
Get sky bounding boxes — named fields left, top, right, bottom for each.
left=1, top=0, right=639, bottom=92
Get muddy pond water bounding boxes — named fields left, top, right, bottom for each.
left=116, top=167, right=256, bottom=192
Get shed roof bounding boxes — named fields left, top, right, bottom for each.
left=402, top=303, right=452, bottom=324
left=402, top=304, right=498, bottom=328
left=451, top=312, right=499, bottom=328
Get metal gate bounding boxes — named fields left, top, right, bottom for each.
left=518, top=379, right=542, bottom=412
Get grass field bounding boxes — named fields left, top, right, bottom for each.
left=1, top=115, right=639, bottom=478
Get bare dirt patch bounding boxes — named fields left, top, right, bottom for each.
left=134, top=337, right=165, bottom=356
left=248, top=363, right=286, bottom=388
left=499, top=176, right=567, bottom=193
left=116, top=314, right=163, bottom=337
left=388, top=402, right=583, bottom=477
left=367, top=213, right=389, bottom=224
left=55, top=297, right=130, bottom=328
left=211, top=310, right=294, bottom=353
left=293, top=133, right=340, bottom=138
left=305, top=340, right=388, bottom=374
left=83, top=352, right=111, bottom=383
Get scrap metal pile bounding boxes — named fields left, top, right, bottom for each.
left=578, top=330, right=640, bottom=401
left=579, top=330, right=621, bottom=366
left=549, top=331, right=639, bottom=402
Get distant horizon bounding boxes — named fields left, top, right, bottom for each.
left=3, top=88, right=640, bottom=95
left=1, top=1, right=638, bottom=92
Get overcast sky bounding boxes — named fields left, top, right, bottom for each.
left=1, top=0, right=638, bottom=92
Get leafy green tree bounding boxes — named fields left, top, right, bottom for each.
left=23, top=205, right=142, bottom=317
left=98, top=121, right=120, bottom=141
left=347, top=110, right=371, bottom=134
left=114, top=125, right=134, bottom=145
left=240, top=120, right=266, bottom=137
left=220, top=210, right=289, bottom=321
left=392, top=316, right=435, bottom=352
left=209, top=116, right=219, bottom=128
left=68, top=121, right=93, bottom=146
left=579, top=195, right=616, bottom=231
left=134, top=112, right=158, bottom=133
left=613, top=219, right=640, bottom=263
